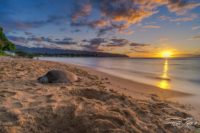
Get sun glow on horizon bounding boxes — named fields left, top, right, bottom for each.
left=128, top=49, right=177, bottom=58
left=161, top=51, right=173, bottom=58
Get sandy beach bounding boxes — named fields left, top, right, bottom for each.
left=0, top=57, right=200, bottom=133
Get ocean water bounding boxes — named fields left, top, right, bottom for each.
left=39, top=57, right=200, bottom=95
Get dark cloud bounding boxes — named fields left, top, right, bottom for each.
left=48, top=37, right=77, bottom=45
left=8, top=35, right=77, bottom=45
left=107, top=38, right=149, bottom=47
left=82, top=38, right=106, bottom=50
left=109, top=38, right=129, bottom=47
left=98, top=0, right=153, bottom=24
left=82, top=37, right=149, bottom=51
left=87, top=38, right=106, bottom=45
left=97, top=27, right=114, bottom=36
left=71, top=19, right=109, bottom=29
left=193, top=35, right=200, bottom=40
left=129, top=42, right=149, bottom=47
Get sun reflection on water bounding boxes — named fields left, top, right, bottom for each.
left=162, top=60, right=169, bottom=79
left=158, top=80, right=170, bottom=89
left=157, top=60, right=170, bottom=89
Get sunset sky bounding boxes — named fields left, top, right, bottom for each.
left=0, top=0, right=200, bottom=57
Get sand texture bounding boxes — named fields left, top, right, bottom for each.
left=0, top=57, right=199, bottom=133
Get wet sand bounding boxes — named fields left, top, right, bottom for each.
left=0, top=57, right=199, bottom=133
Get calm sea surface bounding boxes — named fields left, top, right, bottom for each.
left=39, top=57, right=200, bottom=95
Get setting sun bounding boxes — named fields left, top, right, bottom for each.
left=161, top=51, right=173, bottom=58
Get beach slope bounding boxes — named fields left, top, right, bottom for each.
left=0, top=57, right=199, bottom=133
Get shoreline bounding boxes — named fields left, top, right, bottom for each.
left=39, top=58, right=194, bottom=98
left=38, top=56, right=200, bottom=95
left=0, top=57, right=200, bottom=132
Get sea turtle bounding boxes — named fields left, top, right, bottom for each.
left=37, top=70, right=78, bottom=83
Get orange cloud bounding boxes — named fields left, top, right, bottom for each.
left=143, top=25, right=160, bottom=29
left=71, top=0, right=200, bottom=35
left=90, top=20, right=110, bottom=28
left=72, top=3, right=92, bottom=21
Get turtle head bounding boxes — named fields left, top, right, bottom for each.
left=38, top=76, right=48, bottom=83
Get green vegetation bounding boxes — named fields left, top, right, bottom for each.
left=0, top=27, right=16, bottom=54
